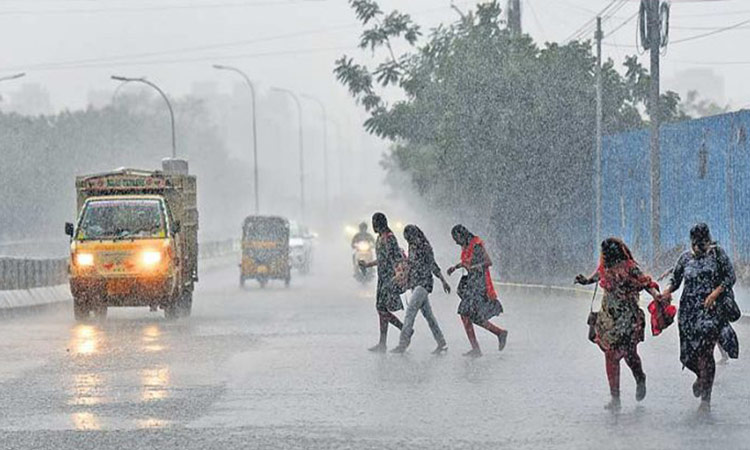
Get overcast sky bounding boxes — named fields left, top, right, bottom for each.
left=0, top=0, right=748, bottom=112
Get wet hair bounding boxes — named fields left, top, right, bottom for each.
left=451, top=224, right=473, bottom=246
left=372, top=212, right=388, bottom=233
left=690, top=223, right=713, bottom=246
left=600, top=237, right=635, bottom=269
left=359, top=222, right=368, bottom=232
left=403, top=224, right=427, bottom=246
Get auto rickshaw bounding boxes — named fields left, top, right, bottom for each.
left=240, top=215, right=291, bottom=288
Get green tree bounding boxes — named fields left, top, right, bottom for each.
left=335, top=0, right=686, bottom=282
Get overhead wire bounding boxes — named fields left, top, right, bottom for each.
left=670, top=17, right=750, bottom=44
left=0, top=0, right=326, bottom=16
left=0, top=2, right=465, bottom=73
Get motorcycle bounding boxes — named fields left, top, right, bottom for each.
left=352, top=240, right=375, bottom=284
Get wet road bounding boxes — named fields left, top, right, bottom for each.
left=1, top=260, right=750, bottom=449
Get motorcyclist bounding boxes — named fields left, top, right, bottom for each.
left=351, top=222, right=375, bottom=248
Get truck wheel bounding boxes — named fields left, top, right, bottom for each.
left=93, top=304, right=107, bottom=320
left=73, top=298, right=90, bottom=321
left=178, top=291, right=193, bottom=318
left=164, top=303, right=179, bottom=320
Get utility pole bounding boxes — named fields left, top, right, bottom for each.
left=507, top=0, right=522, bottom=36
left=594, top=17, right=603, bottom=255
left=639, top=0, right=669, bottom=265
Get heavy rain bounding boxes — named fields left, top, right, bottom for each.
left=1, top=0, right=750, bottom=449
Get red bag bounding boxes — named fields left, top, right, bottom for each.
left=647, top=299, right=676, bottom=336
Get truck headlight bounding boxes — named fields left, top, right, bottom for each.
left=75, top=252, right=95, bottom=267
left=140, top=250, right=162, bottom=267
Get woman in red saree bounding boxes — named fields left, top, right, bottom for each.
left=447, top=225, right=507, bottom=358
left=575, top=238, right=660, bottom=411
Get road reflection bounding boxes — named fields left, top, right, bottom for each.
left=69, top=373, right=104, bottom=406
left=67, top=321, right=174, bottom=430
left=141, top=366, right=170, bottom=401
left=71, top=411, right=100, bottom=430
left=70, top=324, right=98, bottom=355
left=142, top=324, right=165, bottom=353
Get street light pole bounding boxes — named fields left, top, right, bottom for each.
left=213, top=64, right=260, bottom=214
left=271, top=87, right=305, bottom=220
left=111, top=75, right=177, bottom=159
left=300, top=93, right=329, bottom=215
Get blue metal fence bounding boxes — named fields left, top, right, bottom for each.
left=601, top=109, right=750, bottom=266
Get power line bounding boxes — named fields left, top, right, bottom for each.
left=604, top=9, right=638, bottom=38
left=670, top=58, right=750, bottom=66
left=564, top=0, right=628, bottom=43
left=0, top=0, right=326, bottom=16
left=1, top=24, right=357, bottom=72
left=670, top=17, right=750, bottom=44
left=5, top=46, right=355, bottom=73
left=1, top=3, right=461, bottom=73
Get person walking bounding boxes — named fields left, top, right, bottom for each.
left=391, top=225, right=450, bottom=355
left=575, top=238, right=660, bottom=411
left=447, top=225, right=507, bottom=357
left=660, top=223, right=736, bottom=412
left=359, top=212, right=404, bottom=352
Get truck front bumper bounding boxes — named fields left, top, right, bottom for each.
left=70, top=275, right=174, bottom=307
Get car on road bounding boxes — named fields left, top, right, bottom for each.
left=289, top=220, right=314, bottom=274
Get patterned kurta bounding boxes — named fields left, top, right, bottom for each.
left=595, top=262, right=655, bottom=351
left=669, top=246, right=736, bottom=367
left=375, top=231, right=404, bottom=312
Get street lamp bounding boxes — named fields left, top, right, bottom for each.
left=300, top=93, right=329, bottom=215
left=111, top=75, right=176, bottom=159
left=213, top=64, right=260, bottom=214
left=0, top=73, right=25, bottom=83
left=271, top=86, right=305, bottom=219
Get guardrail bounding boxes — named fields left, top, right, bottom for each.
left=199, top=239, right=240, bottom=259
left=0, top=239, right=240, bottom=292
left=0, top=257, right=68, bottom=291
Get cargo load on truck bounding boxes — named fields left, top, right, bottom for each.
left=65, top=159, right=198, bottom=320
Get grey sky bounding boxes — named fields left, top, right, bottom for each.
left=0, top=0, right=748, bottom=111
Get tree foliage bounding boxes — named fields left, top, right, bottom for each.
left=335, top=0, right=688, bottom=282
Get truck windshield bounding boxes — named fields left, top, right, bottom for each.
left=78, top=199, right=166, bottom=240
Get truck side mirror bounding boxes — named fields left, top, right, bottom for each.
left=65, top=222, right=74, bottom=237
left=172, top=220, right=181, bottom=234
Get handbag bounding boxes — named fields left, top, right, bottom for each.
left=719, top=323, right=739, bottom=359
left=717, top=288, right=741, bottom=323
left=587, top=284, right=599, bottom=343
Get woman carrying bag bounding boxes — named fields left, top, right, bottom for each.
left=660, top=223, right=738, bottom=412
left=447, top=225, right=507, bottom=358
left=575, top=238, right=661, bottom=411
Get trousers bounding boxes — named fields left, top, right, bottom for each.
left=399, top=286, right=446, bottom=348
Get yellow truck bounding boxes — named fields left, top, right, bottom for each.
left=65, top=160, right=198, bottom=320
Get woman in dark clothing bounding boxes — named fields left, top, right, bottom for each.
left=359, top=212, right=404, bottom=352
left=575, top=238, right=660, bottom=411
left=447, top=225, right=507, bottom=357
left=391, top=225, right=451, bottom=354
left=660, top=223, right=736, bottom=412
